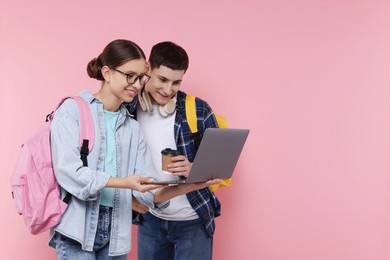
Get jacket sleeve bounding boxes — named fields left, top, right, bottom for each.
left=50, top=99, right=111, bottom=201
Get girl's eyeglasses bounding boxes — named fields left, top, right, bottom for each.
left=113, top=68, right=150, bottom=85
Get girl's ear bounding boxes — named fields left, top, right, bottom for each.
left=101, top=66, right=111, bottom=82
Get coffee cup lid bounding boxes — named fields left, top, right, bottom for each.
left=161, top=148, right=180, bottom=156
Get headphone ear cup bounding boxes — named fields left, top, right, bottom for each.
left=143, top=91, right=153, bottom=112
left=157, top=95, right=177, bottom=117
left=164, top=99, right=176, bottom=114
left=158, top=105, right=169, bottom=117
left=138, top=91, right=147, bottom=111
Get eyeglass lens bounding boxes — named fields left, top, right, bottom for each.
left=128, top=75, right=149, bottom=85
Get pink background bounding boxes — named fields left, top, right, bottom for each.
left=1, top=0, right=390, bottom=259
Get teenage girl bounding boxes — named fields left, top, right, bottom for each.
left=49, top=39, right=162, bottom=259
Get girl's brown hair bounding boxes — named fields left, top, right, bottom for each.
left=87, top=39, right=146, bottom=81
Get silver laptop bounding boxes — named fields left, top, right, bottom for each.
left=142, top=128, right=250, bottom=185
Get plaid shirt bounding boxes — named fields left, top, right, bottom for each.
left=125, top=90, right=221, bottom=237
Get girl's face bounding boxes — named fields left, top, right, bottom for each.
left=101, top=58, right=148, bottom=110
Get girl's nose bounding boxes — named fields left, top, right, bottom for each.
left=132, top=79, right=143, bottom=90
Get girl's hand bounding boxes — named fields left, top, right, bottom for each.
left=124, top=175, right=166, bottom=192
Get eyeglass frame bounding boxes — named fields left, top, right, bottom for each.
left=112, top=68, right=151, bottom=85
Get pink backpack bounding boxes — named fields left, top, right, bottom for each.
left=10, top=96, right=95, bottom=235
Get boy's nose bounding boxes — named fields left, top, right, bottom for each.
left=163, top=84, right=173, bottom=95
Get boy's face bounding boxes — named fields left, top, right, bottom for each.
left=145, top=65, right=185, bottom=105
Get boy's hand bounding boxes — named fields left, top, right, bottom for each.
left=132, top=195, right=149, bottom=214
left=168, top=155, right=192, bottom=178
left=178, top=178, right=223, bottom=193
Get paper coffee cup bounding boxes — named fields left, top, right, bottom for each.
left=161, top=148, right=180, bottom=172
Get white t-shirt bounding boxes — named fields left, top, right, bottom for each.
left=137, top=105, right=198, bottom=220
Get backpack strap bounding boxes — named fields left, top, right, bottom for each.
left=185, top=94, right=198, bottom=134
left=54, top=96, right=94, bottom=153
left=185, top=95, right=203, bottom=152
left=72, top=96, right=94, bottom=167
left=57, top=96, right=95, bottom=204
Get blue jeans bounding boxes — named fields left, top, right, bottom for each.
left=53, top=206, right=127, bottom=260
left=138, top=212, right=213, bottom=260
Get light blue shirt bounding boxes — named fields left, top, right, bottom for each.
left=100, top=110, right=120, bottom=207
left=48, top=90, right=166, bottom=256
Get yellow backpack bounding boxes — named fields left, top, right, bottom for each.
left=185, top=95, right=232, bottom=191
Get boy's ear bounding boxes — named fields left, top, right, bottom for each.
left=146, top=62, right=151, bottom=74
left=101, top=66, right=111, bottom=82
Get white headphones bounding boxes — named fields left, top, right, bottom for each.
left=138, top=89, right=177, bottom=117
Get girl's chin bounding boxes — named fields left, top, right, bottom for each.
left=125, top=90, right=137, bottom=99
left=123, top=97, right=135, bottom=103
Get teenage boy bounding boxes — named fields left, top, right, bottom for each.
left=129, top=41, right=221, bottom=260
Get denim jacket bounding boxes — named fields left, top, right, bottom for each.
left=48, top=90, right=162, bottom=256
